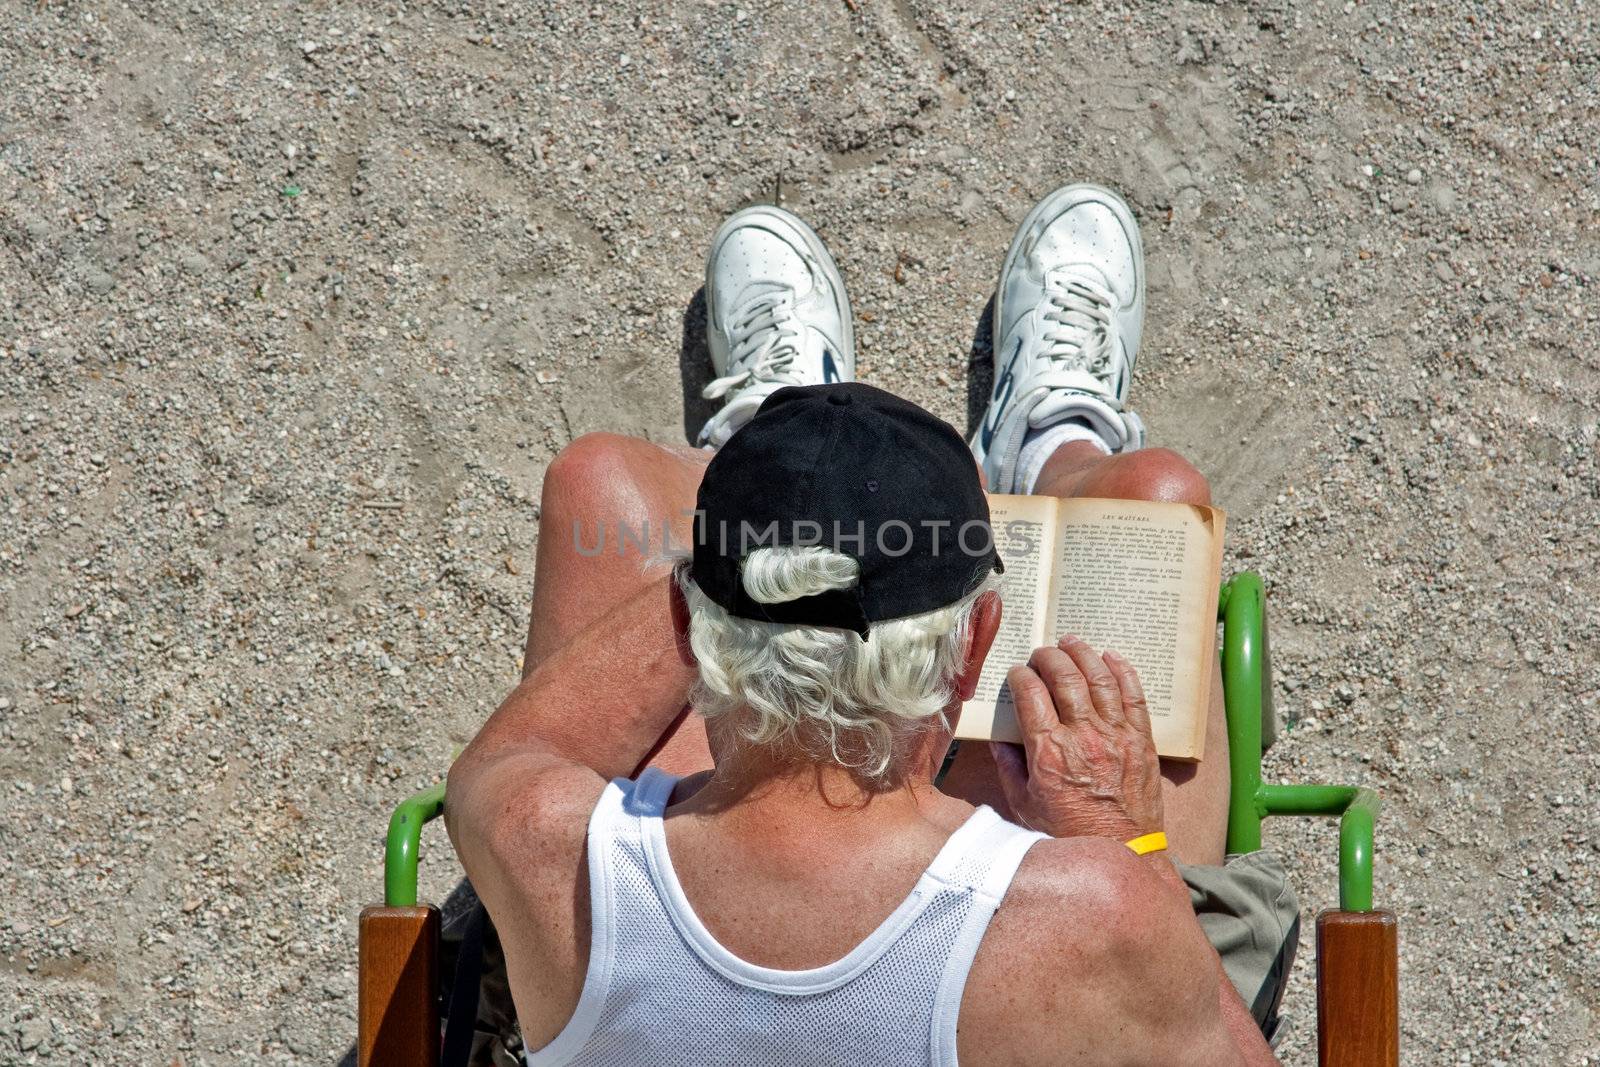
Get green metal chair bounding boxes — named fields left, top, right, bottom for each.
left=359, top=571, right=1398, bottom=1066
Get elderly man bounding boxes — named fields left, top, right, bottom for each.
left=446, top=185, right=1296, bottom=1065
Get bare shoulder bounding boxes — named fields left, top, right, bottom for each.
left=980, top=836, right=1171, bottom=963
left=958, top=837, right=1237, bottom=1066
left=444, top=755, right=613, bottom=1047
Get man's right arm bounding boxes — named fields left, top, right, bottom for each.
left=967, top=837, right=1271, bottom=1066
left=1088, top=844, right=1276, bottom=1066
left=1134, top=851, right=1281, bottom=1065
left=989, top=638, right=1279, bottom=1065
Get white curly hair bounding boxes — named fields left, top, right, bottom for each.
left=672, top=546, right=997, bottom=782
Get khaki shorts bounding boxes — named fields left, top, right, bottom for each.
left=1176, top=850, right=1301, bottom=1040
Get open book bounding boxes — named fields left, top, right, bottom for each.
left=957, top=496, right=1225, bottom=760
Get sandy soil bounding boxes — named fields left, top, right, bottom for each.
left=2, top=1, right=1597, bottom=1063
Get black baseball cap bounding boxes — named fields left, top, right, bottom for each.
left=690, top=383, right=1003, bottom=637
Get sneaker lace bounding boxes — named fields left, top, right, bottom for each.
left=1038, top=273, right=1116, bottom=378
left=702, top=290, right=805, bottom=401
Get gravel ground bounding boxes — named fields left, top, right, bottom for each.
left=3, top=1, right=1598, bottom=1063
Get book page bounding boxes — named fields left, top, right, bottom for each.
left=1047, top=499, right=1224, bottom=760
left=954, top=495, right=1056, bottom=741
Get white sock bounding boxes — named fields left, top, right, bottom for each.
left=1016, top=418, right=1110, bottom=494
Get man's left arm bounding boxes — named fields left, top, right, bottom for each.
left=444, top=575, right=697, bottom=1037
left=456, top=574, right=694, bottom=779
left=445, top=574, right=697, bottom=892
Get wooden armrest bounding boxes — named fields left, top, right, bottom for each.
left=359, top=904, right=440, bottom=1067
left=1316, top=909, right=1398, bottom=1066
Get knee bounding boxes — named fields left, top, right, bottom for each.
left=541, top=432, right=649, bottom=517
left=1111, top=448, right=1212, bottom=506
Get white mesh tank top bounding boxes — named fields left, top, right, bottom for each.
left=526, top=767, right=1046, bottom=1067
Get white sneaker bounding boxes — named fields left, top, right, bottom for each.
left=972, top=183, right=1147, bottom=493
left=697, top=206, right=855, bottom=448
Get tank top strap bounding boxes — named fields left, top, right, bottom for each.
left=576, top=770, right=669, bottom=848
left=921, top=805, right=1044, bottom=894
left=976, top=817, right=1048, bottom=900
left=930, top=816, right=1047, bottom=1067
left=622, top=766, right=679, bottom=818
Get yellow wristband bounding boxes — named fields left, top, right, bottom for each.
left=1124, top=831, right=1168, bottom=856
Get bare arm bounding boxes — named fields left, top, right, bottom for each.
left=1101, top=845, right=1275, bottom=1066
left=446, top=571, right=697, bottom=878
left=444, top=574, right=698, bottom=1043
left=992, top=637, right=1278, bottom=1066
left=451, top=574, right=695, bottom=791
left=446, top=572, right=696, bottom=878
left=1139, top=852, right=1280, bottom=1066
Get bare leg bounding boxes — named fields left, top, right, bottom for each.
left=522, top=432, right=713, bottom=774
left=940, top=442, right=1231, bottom=866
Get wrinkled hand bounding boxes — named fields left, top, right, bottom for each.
left=991, top=636, right=1165, bottom=841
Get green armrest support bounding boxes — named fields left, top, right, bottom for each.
left=384, top=782, right=446, bottom=907
left=1220, top=572, right=1378, bottom=911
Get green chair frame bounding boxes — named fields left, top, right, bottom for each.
left=1219, top=572, right=1379, bottom=912
left=364, top=571, right=1398, bottom=1065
